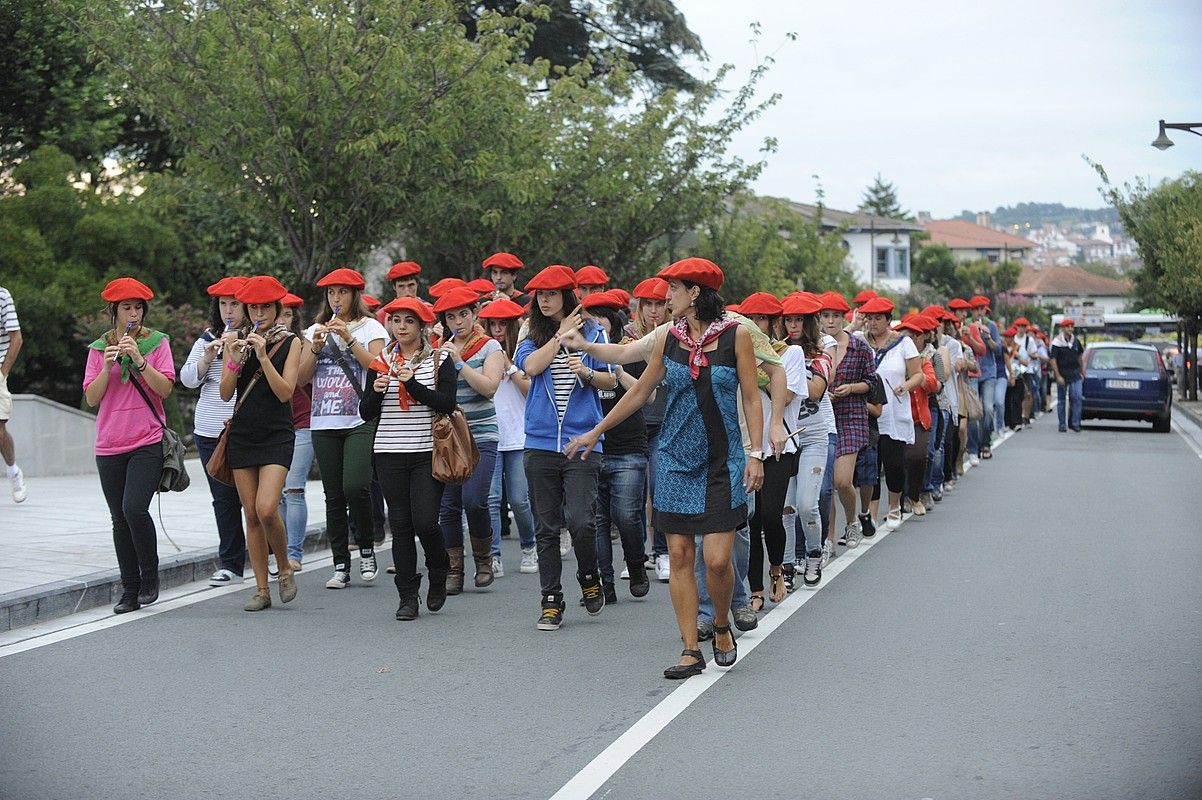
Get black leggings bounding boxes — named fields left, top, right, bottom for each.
left=96, top=443, right=161, bottom=591
left=877, top=435, right=907, bottom=496
left=748, top=451, right=798, bottom=592
left=903, top=426, right=929, bottom=503
left=374, top=452, right=449, bottom=586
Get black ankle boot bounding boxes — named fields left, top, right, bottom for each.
left=137, top=574, right=159, bottom=606
left=113, top=590, right=141, bottom=615
left=426, top=568, right=448, bottom=612
left=395, top=574, right=421, bottom=621
left=627, top=560, right=650, bottom=598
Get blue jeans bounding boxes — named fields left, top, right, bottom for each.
left=924, top=409, right=949, bottom=492
left=195, top=433, right=245, bottom=574
left=993, top=374, right=1007, bottom=435
left=976, top=377, right=997, bottom=452
left=789, top=440, right=828, bottom=558
left=818, top=432, right=836, bottom=543
left=647, top=427, right=667, bottom=557
left=440, top=441, right=498, bottom=549
left=1057, top=378, right=1083, bottom=429
left=594, top=452, right=649, bottom=584
left=281, top=428, right=314, bottom=561
left=697, top=494, right=751, bottom=622
left=490, top=448, right=536, bottom=554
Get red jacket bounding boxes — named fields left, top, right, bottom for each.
left=909, top=357, right=940, bottom=430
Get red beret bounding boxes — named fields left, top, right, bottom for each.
left=739, top=292, right=783, bottom=316
left=852, top=289, right=878, bottom=305
left=896, top=316, right=926, bottom=334
left=362, top=294, right=382, bottom=311
left=1013, top=316, right=1030, bottom=326
left=922, top=305, right=953, bottom=323
left=477, top=298, right=525, bottom=320
left=1002, top=326, right=1017, bottom=337
left=781, top=293, right=822, bottom=316
left=387, top=261, right=422, bottom=280
left=380, top=297, right=435, bottom=324
left=428, top=277, right=469, bottom=299
left=467, top=278, right=497, bottom=295
left=206, top=276, right=247, bottom=297
left=969, top=295, right=991, bottom=309
left=858, top=296, right=896, bottom=315
left=725, top=303, right=743, bottom=313
left=581, top=290, right=625, bottom=311
left=432, top=286, right=482, bottom=314
left=101, top=277, right=154, bottom=303
left=657, top=257, right=724, bottom=291
left=235, top=275, right=288, bottom=305
left=947, top=298, right=971, bottom=310
left=575, top=265, right=610, bottom=286
left=1059, top=318, right=1075, bottom=327
left=632, top=278, right=668, bottom=301
left=316, top=268, right=366, bottom=289
left=610, top=288, right=631, bottom=307
left=483, top=252, right=524, bottom=271
left=282, top=293, right=304, bottom=308
left=819, top=291, right=851, bottom=313
left=913, top=313, right=939, bottom=332
left=525, top=265, right=578, bottom=292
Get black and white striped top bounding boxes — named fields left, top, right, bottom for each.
left=361, top=352, right=458, bottom=454
left=549, top=349, right=577, bottom=421
left=180, top=331, right=235, bottom=438
left=0, top=287, right=19, bottom=368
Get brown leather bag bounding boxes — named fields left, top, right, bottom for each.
left=205, top=339, right=286, bottom=486
left=430, top=352, right=480, bottom=485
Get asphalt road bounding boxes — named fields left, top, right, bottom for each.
left=2, top=416, right=1200, bottom=800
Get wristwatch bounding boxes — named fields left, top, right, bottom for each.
left=748, top=450, right=765, bottom=461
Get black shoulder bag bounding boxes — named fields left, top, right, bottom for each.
left=128, top=372, right=191, bottom=493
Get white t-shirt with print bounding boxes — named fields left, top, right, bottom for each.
left=305, top=318, right=388, bottom=430
left=876, top=335, right=919, bottom=445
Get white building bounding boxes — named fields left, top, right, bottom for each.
left=781, top=201, right=922, bottom=293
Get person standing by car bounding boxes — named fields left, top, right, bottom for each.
left=0, top=285, right=27, bottom=503
left=1050, top=319, right=1085, bottom=432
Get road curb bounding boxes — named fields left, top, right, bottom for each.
left=1172, top=398, right=1202, bottom=429
left=0, top=523, right=331, bottom=633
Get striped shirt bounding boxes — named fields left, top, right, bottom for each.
left=457, top=338, right=501, bottom=443
left=179, top=331, right=236, bottom=438
left=549, top=349, right=576, bottom=422
left=0, top=287, right=18, bottom=367
left=374, top=354, right=440, bottom=453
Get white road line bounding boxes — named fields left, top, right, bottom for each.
left=1171, top=411, right=1202, bottom=460
left=553, top=430, right=1017, bottom=800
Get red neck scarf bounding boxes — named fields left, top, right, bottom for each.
left=670, top=314, right=739, bottom=379
left=369, top=342, right=430, bottom=411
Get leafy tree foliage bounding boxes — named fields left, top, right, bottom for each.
left=910, top=241, right=1020, bottom=301
left=858, top=173, right=909, bottom=220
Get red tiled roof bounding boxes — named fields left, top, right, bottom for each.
left=1013, top=265, right=1131, bottom=297
left=924, top=219, right=1035, bottom=250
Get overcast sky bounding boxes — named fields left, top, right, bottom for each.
left=671, top=0, right=1202, bottom=218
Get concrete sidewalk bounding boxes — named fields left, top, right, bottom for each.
left=0, top=458, right=328, bottom=631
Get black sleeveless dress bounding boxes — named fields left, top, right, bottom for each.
left=227, top=335, right=296, bottom=469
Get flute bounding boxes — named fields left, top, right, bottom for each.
left=239, top=320, right=261, bottom=365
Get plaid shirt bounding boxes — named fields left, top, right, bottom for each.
left=832, top=333, right=876, bottom=457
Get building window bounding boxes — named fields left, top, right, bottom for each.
left=894, top=248, right=909, bottom=277
left=875, top=247, right=890, bottom=277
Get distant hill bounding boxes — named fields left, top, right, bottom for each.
left=956, top=202, right=1120, bottom=228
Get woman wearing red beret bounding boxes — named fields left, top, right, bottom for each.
left=182, top=277, right=249, bottom=588
left=84, top=278, right=176, bottom=614
left=298, top=268, right=389, bottom=588
left=567, top=258, right=764, bottom=678
left=219, top=276, right=302, bottom=611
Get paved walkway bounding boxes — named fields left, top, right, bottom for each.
left=0, top=458, right=324, bottom=596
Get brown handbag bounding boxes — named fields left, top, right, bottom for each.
left=206, top=339, right=286, bottom=486
left=430, top=352, right=480, bottom=485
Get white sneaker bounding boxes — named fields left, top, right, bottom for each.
left=208, top=569, right=244, bottom=587
left=655, top=554, right=670, bottom=582
left=619, top=565, right=630, bottom=579
left=491, top=555, right=504, bottom=578
left=881, top=509, right=903, bottom=531
left=968, top=454, right=980, bottom=467
left=519, top=547, right=538, bottom=573
left=326, top=568, right=350, bottom=589
left=10, top=467, right=27, bottom=503
left=844, top=522, right=863, bottom=549
left=559, top=530, right=572, bottom=557
left=820, top=539, right=834, bottom=568
left=267, top=554, right=279, bottom=578
left=360, top=552, right=378, bottom=581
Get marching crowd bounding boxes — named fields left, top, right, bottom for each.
left=1, top=254, right=1088, bottom=679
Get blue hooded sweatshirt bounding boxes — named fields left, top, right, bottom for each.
left=514, top=318, right=612, bottom=454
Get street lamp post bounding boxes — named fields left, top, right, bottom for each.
left=1151, top=120, right=1202, bottom=150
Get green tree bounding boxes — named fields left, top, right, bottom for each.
left=858, top=173, right=909, bottom=220
left=912, top=243, right=958, bottom=297
left=460, top=0, right=706, bottom=92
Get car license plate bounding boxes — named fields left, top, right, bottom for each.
left=1106, top=379, right=1139, bottom=390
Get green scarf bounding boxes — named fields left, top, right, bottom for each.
left=88, top=328, right=168, bottom=383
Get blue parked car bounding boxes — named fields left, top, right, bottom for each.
left=1081, top=342, right=1172, bottom=432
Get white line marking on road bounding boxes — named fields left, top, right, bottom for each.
left=1171, top=412, right=1202, bottom=460
left=553, top=430, right=1017, bottom=800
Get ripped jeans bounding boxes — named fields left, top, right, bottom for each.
left=787, top=439, right=828, bottom=559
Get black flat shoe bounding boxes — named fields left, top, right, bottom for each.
left=712, top=625, right=737, bottom=668
left=113, top=593, right=141, bottom=615
left=137, top=576, right=159, bottom=606
left=664, top=649, right=706, bottom=680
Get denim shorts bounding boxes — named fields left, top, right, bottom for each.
left=852, top=442, right=879, bottom=488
